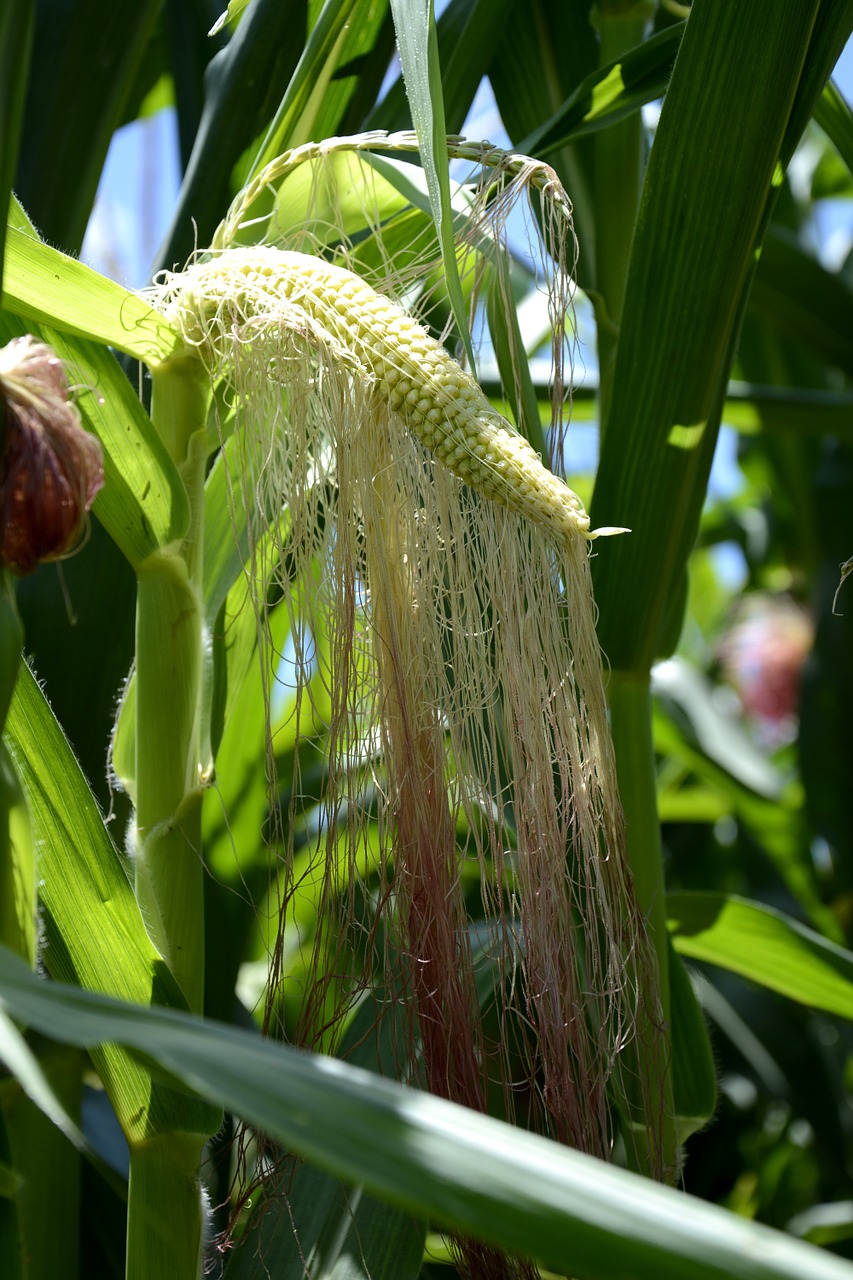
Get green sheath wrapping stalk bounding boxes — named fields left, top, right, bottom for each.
left=162, top=248, right=625, bottom=549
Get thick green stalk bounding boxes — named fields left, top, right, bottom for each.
left=127, top=1136, right=206, bottom=1280
left=129, top=356, right=211, bottom=1280
left=133, top=356, right=210, bottom=1015
left=608, top=673, right=676, bottom=1177
left=592, top=0, right=652, bottom=431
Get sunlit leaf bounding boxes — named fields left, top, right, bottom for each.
left=2, top=222, right=179, bottom=364
left=4, top=947, right=853, bottom=1280
left=5, top=664, right=217, bottom=1146
left=668, top=892, right=853, bottom=1021
left=390, top=0, right=475, bottom=366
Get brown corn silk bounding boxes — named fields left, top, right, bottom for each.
left=155, top=136, right=664, bottom=1270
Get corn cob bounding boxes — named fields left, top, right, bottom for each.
left=163, top=248, right=624, bottom=546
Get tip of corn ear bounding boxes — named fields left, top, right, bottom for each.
left=586, top=525, right=631, bottom=540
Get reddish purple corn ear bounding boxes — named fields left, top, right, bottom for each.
left=0, top=336, right=104, bottom=575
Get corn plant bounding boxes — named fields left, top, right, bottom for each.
left=2, top=2, right=853, bottom=1279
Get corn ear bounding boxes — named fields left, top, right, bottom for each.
left=160, top=248, right=626, bottom=547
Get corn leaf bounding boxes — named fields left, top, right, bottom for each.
left=590, top=0, right=833, bottom=672
left=4, top=664, right=218, bottom=1146
left=0, top=1010, right=88, bottom=1159
left=223, top=996, right=425, bottom=1280
left=4, top=945, right=853, bottom=1280
left=224, top=1168, right=425, bottom=1280
left=815, top=79, right=853, bottom=176
left=390, top=0, right=475, bottom=367
left=652, top=705, right=835, bottom=940
left=370, top=0, right=514, bottom=136
left=286, top=0, right=393, bottom=146
left=668, top=893, right=853, bottom=1022
left=652, top=660, right=784, bottom=800
left=1, top=222, right=179, bottom=364
left=13, top=0, right=161, bottom=254
left=0, top=1030, right=83, bottom=1280
left=521, top=22, right=683, bottom=157
left=0, top=0, right=33, bottom=298
left=749, top=225, right=853, bottom=378
left=488, top=0, right=598, bottom=290
left=157, top=0, right=313, bottom=270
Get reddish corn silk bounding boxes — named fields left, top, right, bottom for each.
left=0, top=336, right=104, bottom=574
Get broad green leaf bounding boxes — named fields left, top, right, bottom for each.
left=590, top=0, right=827, bottom=672
left=1, top=223, right=179, bottom=364
left=652, top=699, right=837, bottom=940
left=286, top=0, right=392, bottom=147
left=390, top=0, right=475, bottom=367
left=780, top=1, right=853, bottom=165
left=225, top=996, right=425, bottom=1280
left=209, top=0, right=253, bottom=37
left=164, top=3, right=225, bottom=175
left=750, top=225, right=853, bottom=379
left=0, top=573, right=34, bottom=966
left=203, top=437, right=250, bottom=627
left=4, top=946, right=853, bottom=1280
left=0, top=738, right=33, bottom=968
left=815, top=79, right=853, bottom=178
left=691, top=968, right=791, bottom=1103
left=4, top=664, right=218, bottom=1146
left=488, top=0, right=599, bottom=290
left=202, top=585, right=316, bottom=1018
left=0, top=0, right=33, bottom=297
left=431, top=0, right=514, bottom=133
left=668, top=893, right=853, bottom=1021
left=486, top=265, right=547, bottom=457
left=248, top=0, right=358, bottom=173
left=0, top=1155, right=20, bottom=1200
left=225, top=1167, right=425, bottom=1280
left=159, top=0, right=357, bottom=270
left=13, top=0, right=161, bottom=253
left=657, top=786, right=729, bottom=824
left=522, top=22, right=683, bottom=157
